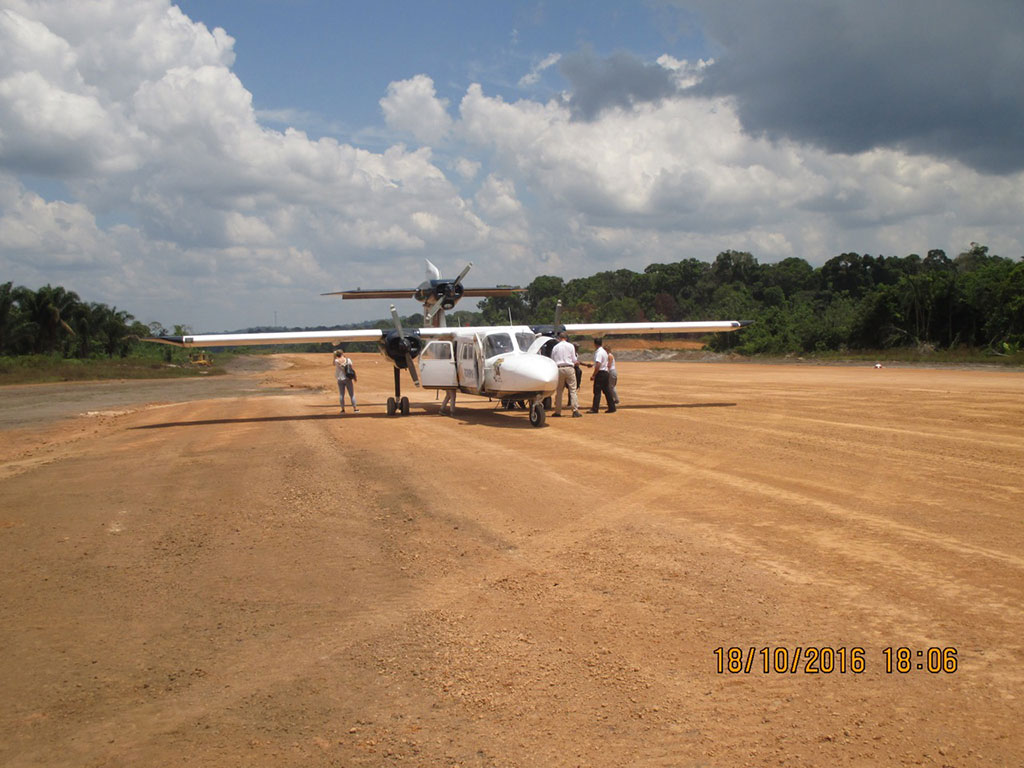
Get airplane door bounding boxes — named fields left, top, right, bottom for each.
left=419, top=340, right=457, bottom=388
left=455, top=337, right=484, bottom=392
left=473, top=334, right=485, bottom=393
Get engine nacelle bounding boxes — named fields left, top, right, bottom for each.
left=414, top=281, right=465, bottom=311
left=380, top=329, right=422, bottom=368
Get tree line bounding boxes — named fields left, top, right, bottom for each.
left=478, top=243, right=1023, bottom=355
left=4, top=242, right=1022, bottom=360
left=0, top=282, right=155, bottom=358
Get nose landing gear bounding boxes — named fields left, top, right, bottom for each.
left=386, top=368, right=412, bottom=416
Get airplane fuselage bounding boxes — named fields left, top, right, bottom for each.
left=417, top=325, right=558, bottom=400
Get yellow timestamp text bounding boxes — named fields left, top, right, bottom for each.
left=713, top=646, right=959, bottom=674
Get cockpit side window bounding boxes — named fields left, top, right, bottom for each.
left=484, top=333, right=513, bottom=357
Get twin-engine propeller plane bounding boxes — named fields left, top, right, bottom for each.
left=146, top=261, right=749, bottom=427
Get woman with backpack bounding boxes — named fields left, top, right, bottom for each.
left=333, top=349, right=359, bottom=414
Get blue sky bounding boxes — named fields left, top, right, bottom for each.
left=176, top=1, right=707, bottom=144
left=1, top=0, right=1022, bottom=331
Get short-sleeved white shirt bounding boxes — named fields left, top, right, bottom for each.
left=593, top=346, right=609, bottom=372
left=550, top=340, right=578, bottom=367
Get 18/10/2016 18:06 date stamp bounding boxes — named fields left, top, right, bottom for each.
left=713, top=646, right=958, bottom=674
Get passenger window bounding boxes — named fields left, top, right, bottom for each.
left=484, top=333, right=513, bottom=357
left=423, top=342, right=451, bottom=360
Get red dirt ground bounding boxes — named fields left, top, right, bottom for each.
left=2, top=354, right=1022, bottom=767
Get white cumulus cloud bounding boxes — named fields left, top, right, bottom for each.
left=379, top=74, right=453, bottom=145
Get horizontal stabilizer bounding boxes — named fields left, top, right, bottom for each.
left=321, top=289, right=416, bottom=299
left=460, top=287, right=527, bottom=297
left=322, top=287, right=526, bottom=299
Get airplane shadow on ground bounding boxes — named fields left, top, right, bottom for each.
left=130, top=401, right=737, bottom=430
left=131, top=413, right=341, bottom=429
left=611, top=402, right=737, bottom=410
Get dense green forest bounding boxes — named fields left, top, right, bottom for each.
left=478, top=243, right=1024, bottom=356
left=3, top=243, right=1022, bottom=363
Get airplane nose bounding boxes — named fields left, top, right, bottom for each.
left=499, top=355, right=558, bottom=393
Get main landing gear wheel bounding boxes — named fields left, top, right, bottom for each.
left=400, top=396, right=410, bottom=415
left=386, top=397, right=397, bottom=415
left=529, top=400, right=546, bottom=428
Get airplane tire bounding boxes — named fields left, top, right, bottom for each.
left=529, top=401, right=546, bottom=428
left=386, top=397, right=396, bottom=416
left=400, top=396, right=410, bottom=415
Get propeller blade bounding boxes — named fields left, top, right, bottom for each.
left=390, top=304, right=421, bottom=386
left=389, top=304, right=405, bottom=336
left=424, top=301, right=444, bottom=322
left=554, top=299, right=563, bottom=333
left=406, top=353, right=421, bottom=386
left=453, top=262, right=473, bottom=285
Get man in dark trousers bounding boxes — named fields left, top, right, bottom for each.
left=588, top=337, right=617, bottom=413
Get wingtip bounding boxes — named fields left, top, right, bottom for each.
left=142, top=336, right=186, bottom=346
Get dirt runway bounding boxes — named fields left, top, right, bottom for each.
left=2, top=354, right=1022, bottom=767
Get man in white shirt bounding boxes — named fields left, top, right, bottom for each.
left=589, top=337, right=617, bottom=413
left=550, top=332, right=583, bottom=417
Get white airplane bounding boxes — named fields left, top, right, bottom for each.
left=146, top=262, right=749, bottom=427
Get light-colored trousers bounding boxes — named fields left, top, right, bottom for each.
left=337, top=378, right=356, bottom=407
left=555, top=366, right=579, bottom=413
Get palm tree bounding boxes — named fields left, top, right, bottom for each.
left=0, top=281, right=31, bottom=355
left=16, top=285, right=81, bottom=354
left=69, top=301, right=111, bottom=358
left=99, top=306, right=135, bottom=357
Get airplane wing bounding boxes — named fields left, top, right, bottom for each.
left=414, top=320, right=749, bottom=339
left=144, top=320, right=749, bottom=348
left=144, top=329, right=384, bottom=348
left=562, top=320, right=750, bottom=335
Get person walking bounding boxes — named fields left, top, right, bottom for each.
left=550, top=332, right=583, bottom=418
left=333, top=349, right=359, bottom=414
left=588, top=337, right=616, bottom=413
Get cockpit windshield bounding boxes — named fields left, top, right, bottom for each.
left=515, top=332, right=536, bottom=352
left=484, top=333, right=514, bottom=358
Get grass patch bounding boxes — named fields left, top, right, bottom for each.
left=769, top=347, right=1024, bottom=367
left=0, top=354, right=230, bottom=385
